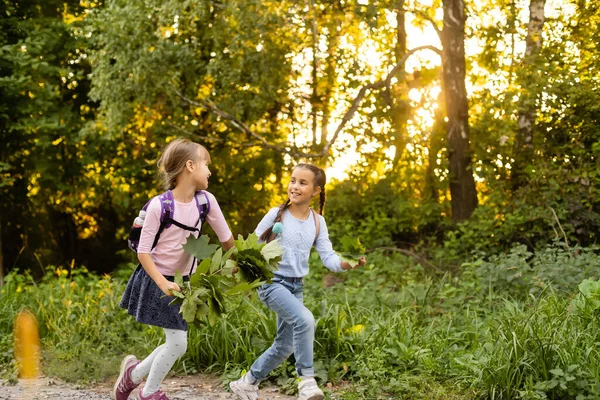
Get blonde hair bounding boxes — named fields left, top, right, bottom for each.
left=157, top=138, right=211, bottom=190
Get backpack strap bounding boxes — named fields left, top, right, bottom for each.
left=158, top=190, right=175, bottom=229
left=311, top=208, right=320, bottom=245
left=150, top=190, right=201, bottom=250
left=195, top=190, right=210, bottom=225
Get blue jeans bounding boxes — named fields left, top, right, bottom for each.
left=249, top=276, right=315, bottom=380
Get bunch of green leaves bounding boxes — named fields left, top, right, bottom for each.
left=233, top=233, right=284, bottom=283
left=171, top=236, right=263, bottom=326
left=337, top=235, right=366, bottom=267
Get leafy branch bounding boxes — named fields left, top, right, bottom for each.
left=337, top=235, right=367, bottom=268
left=170, top=234, right=283, bottom=326
left=174, top=45, right=441, bottom=159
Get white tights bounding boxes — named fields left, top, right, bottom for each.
left=130, top=328, right=187, bottom=396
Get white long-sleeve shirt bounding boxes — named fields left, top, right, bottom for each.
left=255, top=207, right=344, bottom=278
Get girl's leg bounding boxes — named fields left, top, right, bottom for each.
left=142, top=328, right=187, bottom=396
left=287, top=282, right=315, bottom=378
left=130, top=344, right=165, bottom=384
left=249, top=313, right=293, bottom=381
left=250, top=280, right=315, bottom=380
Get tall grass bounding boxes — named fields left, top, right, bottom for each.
left=0, top=264, right=158, bottom=382
left=1, top=245, right=600, bottom=399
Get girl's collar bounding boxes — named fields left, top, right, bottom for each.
left=286, top=205, right=312, bottom=221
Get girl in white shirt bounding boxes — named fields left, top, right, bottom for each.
left=230, top=163, right=366, bottom=400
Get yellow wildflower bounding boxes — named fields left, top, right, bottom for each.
left=345, top=324, right=365, bottom=334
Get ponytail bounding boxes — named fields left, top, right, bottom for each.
left=259, top=200, right=291, bottom=242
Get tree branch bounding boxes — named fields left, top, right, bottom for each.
left=175, top=90, right=325, bottom=158
left=175, top=45, right=442, bottom=159
left=165, top=121, right=224, bottom=142
left=321, top=45, right=442, bottom=155
left=375, top=246, right=442, bottom=273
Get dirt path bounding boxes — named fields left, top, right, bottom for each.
left=0, top=375, right=298, bottom=400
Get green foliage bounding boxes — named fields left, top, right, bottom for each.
left=85, top=0, right=298, bottom=235
left=577, top=279, right=600, bottom=311
left=170, top=233, right=283, bottom=326
left=232, top=234, right=284, bottom=284
left=2, top=1, right=600, bottom=396
left=326, top=177, right=444, bottom=250
left=0, top=264, right=153, bottom=383
left=460, top=244, right=600, bottom=301
left=182, top=235, right=220, bottom=262
left=337, top=235, right=366, bottom=267
left=3, top=0, right=600, bottom=278
left=2, top=246, right=600, bottom=398
left=571, top=278, right=600, bottom=321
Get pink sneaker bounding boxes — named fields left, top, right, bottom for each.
left=113, top=355, right=140, bottom=400
left=136, top=386, right=169, bottom=400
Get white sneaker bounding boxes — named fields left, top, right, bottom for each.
left=297, top=377, right=324, bottom=400
left=230, top=374, right=259, bottom=400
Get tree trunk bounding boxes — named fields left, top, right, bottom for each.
left=513, top=0, right=546, bottom=189
left=441, top=0, right=478, bottom=221
left=391, top=1, right=409, bottom=168
left=320, top=18, right=341, bottom=146
left=426, top=89, right=446, bottom=203
left=309, top=0, right=319, bottom=146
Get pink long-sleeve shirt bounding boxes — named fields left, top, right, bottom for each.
left=137, top=191, right=232, bottom=276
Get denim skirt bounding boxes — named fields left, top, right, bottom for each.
left=119, top=265, right=188, bottom=331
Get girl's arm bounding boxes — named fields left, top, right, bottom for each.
left=138, top=253, right=181, bottom=296
left=316, top=217, right=366, bottom=271
left=136, top=197, right=181, bottom=296
left=314, top=218, right=345, bottom=272
left=221, top=236, right=235, bottom=251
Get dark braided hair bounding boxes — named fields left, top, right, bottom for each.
left=259, top=164, right=327, bottom=242
left=259, top=199, right=291, bottom=242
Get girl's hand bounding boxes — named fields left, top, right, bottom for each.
left=342, top=257, right=367, bottom=271
left=160, top=280, right=181, bottom=297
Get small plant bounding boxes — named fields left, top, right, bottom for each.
left=571, top=278, right=600, bottom=318
left=337, top=235, right=366, bottom=268
left=577, top=279, right=600, bottom=310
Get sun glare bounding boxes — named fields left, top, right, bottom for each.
left=320, top=9, right=444, bottom=181
left=293, top=0, right=574, bottom=182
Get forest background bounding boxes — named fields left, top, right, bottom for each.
left=1, top=0, right=600, bottom=398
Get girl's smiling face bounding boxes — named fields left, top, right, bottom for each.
left=288, top=167, right=321, bottom=206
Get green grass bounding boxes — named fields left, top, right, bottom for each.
left=1, top=246, right=600, bottom=399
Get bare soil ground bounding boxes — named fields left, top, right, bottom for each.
left=0, top=374, right=298, bottom=400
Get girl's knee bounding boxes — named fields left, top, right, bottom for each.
left=296, top=310, right=315, bottom=331
left=275, top=343, right=294, bottom=359
left=166, top=329, right=188, bottom=358
left=171, top=337, right=187, bottom=358
left=272, top=334, right=294, bottom=358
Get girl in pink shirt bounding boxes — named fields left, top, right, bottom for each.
left=114, top=138, right=234, bottom=400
